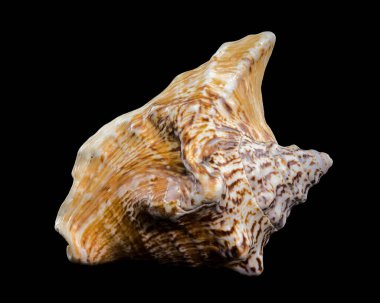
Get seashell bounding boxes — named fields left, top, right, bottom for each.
left=55, top=32, right=332, bottom=276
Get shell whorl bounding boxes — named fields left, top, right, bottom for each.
left=55, top=32, right=332, bottom=275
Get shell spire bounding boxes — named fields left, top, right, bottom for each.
left=55, top=32, right=332, bottom=275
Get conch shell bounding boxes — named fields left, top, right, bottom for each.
left=55, top=32, right=332, bottom=275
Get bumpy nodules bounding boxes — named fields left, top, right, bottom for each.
left=55, top=32, right=332, bottom=276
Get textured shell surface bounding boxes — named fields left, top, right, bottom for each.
left=55, top=32, right=332, bottom=276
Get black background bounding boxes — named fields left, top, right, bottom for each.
left=13, top=4, right=371, bottom=300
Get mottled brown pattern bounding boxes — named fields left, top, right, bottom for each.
left=55, top=32, right=332, bottom=276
